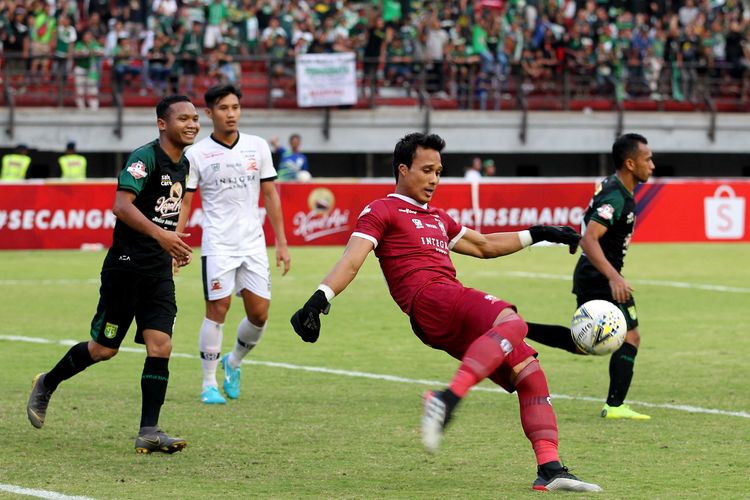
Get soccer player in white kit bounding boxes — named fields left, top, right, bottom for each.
left=177, top=84, right=291, bottom=404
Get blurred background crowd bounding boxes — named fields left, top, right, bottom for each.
left=1, top=0, right=749, bottom=108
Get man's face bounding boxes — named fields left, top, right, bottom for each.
left=397, top=146, right=442, bottom=204
left=630, top=142, right=655, bottom=183
left=206, top=93, right=241, bottom=136
left=160, top=101, right=200, bottom=148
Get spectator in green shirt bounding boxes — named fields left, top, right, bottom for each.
left=73, top=30, right=103, bottom=110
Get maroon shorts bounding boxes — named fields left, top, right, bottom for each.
left=410, top=278, right=537, bottom=393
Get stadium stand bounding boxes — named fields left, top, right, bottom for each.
left=0, top=0, right=748, bottom=112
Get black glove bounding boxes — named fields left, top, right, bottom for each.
left=528, top=225, right=581, bottom=254
left=290, top=290, right=331, bottom=343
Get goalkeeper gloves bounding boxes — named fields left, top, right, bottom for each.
left=529, top=225, right=581, bottom=254
left=290, top=290, right=331, bottom=343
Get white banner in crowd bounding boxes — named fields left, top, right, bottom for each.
left=296, top=52, right=357, bottom=108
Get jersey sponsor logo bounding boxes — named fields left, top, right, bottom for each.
left=246, top=159, right=257, bottom=172
left=210, top=279, right=222, bottom=291
left=398, top=208, right=418, bottom=215
left=292, top=188, right=350, bottom=242
left=483, top=293, right=500, bottom=303
left=154, top=182, right=183, bottom=220
left=126, top=160, right=147, bottom=179
left=160, top=175, right=172, bottom=186
left=412, top=218, right=423, bottom=229
left=118, top=255, right=130, bottom=261
left=626, top=212, right=635, bottom=224
left=104, top=322, right=119, bottom=339
left=596, top=204, right=615, bottom=221
left=201, top=151, right=224, bottom=159
left=209, top=162, right=220, bottom=172
left=419, top=236, right=449, bottom=254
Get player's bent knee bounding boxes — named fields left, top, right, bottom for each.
left=625, top=328, right=640, bottom=347
left=88, top=341, right=118, bottom=361
left=510, top=357, right=540, bottom=385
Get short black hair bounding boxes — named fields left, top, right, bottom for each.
left=156, top=95, right=191, bottom=120
left=612, top=133, right=648, bottom=170
left=392, top=132, right=446, bottom=182
left=204, top=84, right=242, bottom=109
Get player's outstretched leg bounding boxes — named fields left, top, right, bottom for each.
left=421, top=389, right=460, bottom=453
left=532, top=462, right=602, bottom=492
left=27, top=373, right=53, bottom=428
left=135, top=426, right=187, bottom=454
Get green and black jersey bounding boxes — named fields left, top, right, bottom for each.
left=573, top=174, right=636, bottom=294
left=103, top=139, right=189, bottom=278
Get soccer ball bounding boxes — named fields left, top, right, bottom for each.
left=296, top=170, right=312, bottom=182
left=570, top=300, right=627, bottom=355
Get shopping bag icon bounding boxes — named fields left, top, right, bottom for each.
left=704, top=185, right=745, bottom=239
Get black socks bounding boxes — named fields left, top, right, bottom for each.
left=140, top=356, right=170, bottom=428
left=525, top=323, right=582, bottom=354
left=44, top=341, right=96, bottom=392
left=606, top=342, right=638, bottom=407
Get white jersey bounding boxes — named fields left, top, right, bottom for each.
left=186, top=132, right=277, bottom=256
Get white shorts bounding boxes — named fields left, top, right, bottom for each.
left=201, top=253, right=271, bottom=301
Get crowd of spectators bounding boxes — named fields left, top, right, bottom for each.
left=1, top=0, right=749, bottom=108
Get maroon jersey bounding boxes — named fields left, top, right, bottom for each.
left=352, top=194, right=466, bottom=314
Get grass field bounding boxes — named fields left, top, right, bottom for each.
left=1, top=243, right=749, bottom=499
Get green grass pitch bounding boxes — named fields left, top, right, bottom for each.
left=1, top=243, right=748, bottom=499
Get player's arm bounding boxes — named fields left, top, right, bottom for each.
left=580, top=220, right=632, bottom=303
left=175, top=190, right=193, bottom=234
left=453, top=225, right=580, bottom=258
left=112, top=190, right=192, bottom=261
left=261, top=180, right=291, bottom=276
left=173, top=190, right=195, bottom=270
left=290, top=235, right=374, bottom=343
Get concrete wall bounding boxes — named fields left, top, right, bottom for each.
left=2, top=107, right=749, bottom=154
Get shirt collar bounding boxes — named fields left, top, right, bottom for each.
left=388, top=193, right=428, bottom=209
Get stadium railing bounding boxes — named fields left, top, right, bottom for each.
left=1, top=53, right=748, bottom=115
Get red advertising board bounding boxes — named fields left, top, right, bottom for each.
left=1, top=179, right=748, bottom=249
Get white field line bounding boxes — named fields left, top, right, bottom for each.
left=0, top=484, right=95, bottom=500
left=475, top=271, right=750, bottom=294
left=3, top=273, right=749, bottom=293
left=4, top=335, right=749, bottom=420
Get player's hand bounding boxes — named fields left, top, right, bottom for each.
left=290, top=290, right=330, bottom=343
left=609, top=274, right=633, bottom=303
left=276, top=244, right=291, bottom=276
left=529, top=225, right=581, bottom=254
left=156, top=230, right=193, bottom=261
left=173, top=252, right=192, bottom=273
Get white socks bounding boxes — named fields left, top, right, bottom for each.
left=228, top=317, right=266, bottom=369
left=199, top=317, right=223, bottom=390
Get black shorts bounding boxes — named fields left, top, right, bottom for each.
left=89, top=270, right=177, bottom=348
left=575, top=289, right=639, bottom=331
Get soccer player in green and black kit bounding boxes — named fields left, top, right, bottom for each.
left=26, top=95, right=200, bottom=453
left=526, top=133, right=655, bottom=420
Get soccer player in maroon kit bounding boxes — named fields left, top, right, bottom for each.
left=291, top=133, right=602, bottom=492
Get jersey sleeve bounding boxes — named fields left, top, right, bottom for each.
left=259, top=138, right=277, bottom=181
left=589, top=189, right=625, bottom=227
left=436, top=208, right=467, bottom=249
left=185, top=147, right=200, bottom=191
left=117, top=150, right=155, bottom=195
left=351, top=200, right=388, bottom=248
